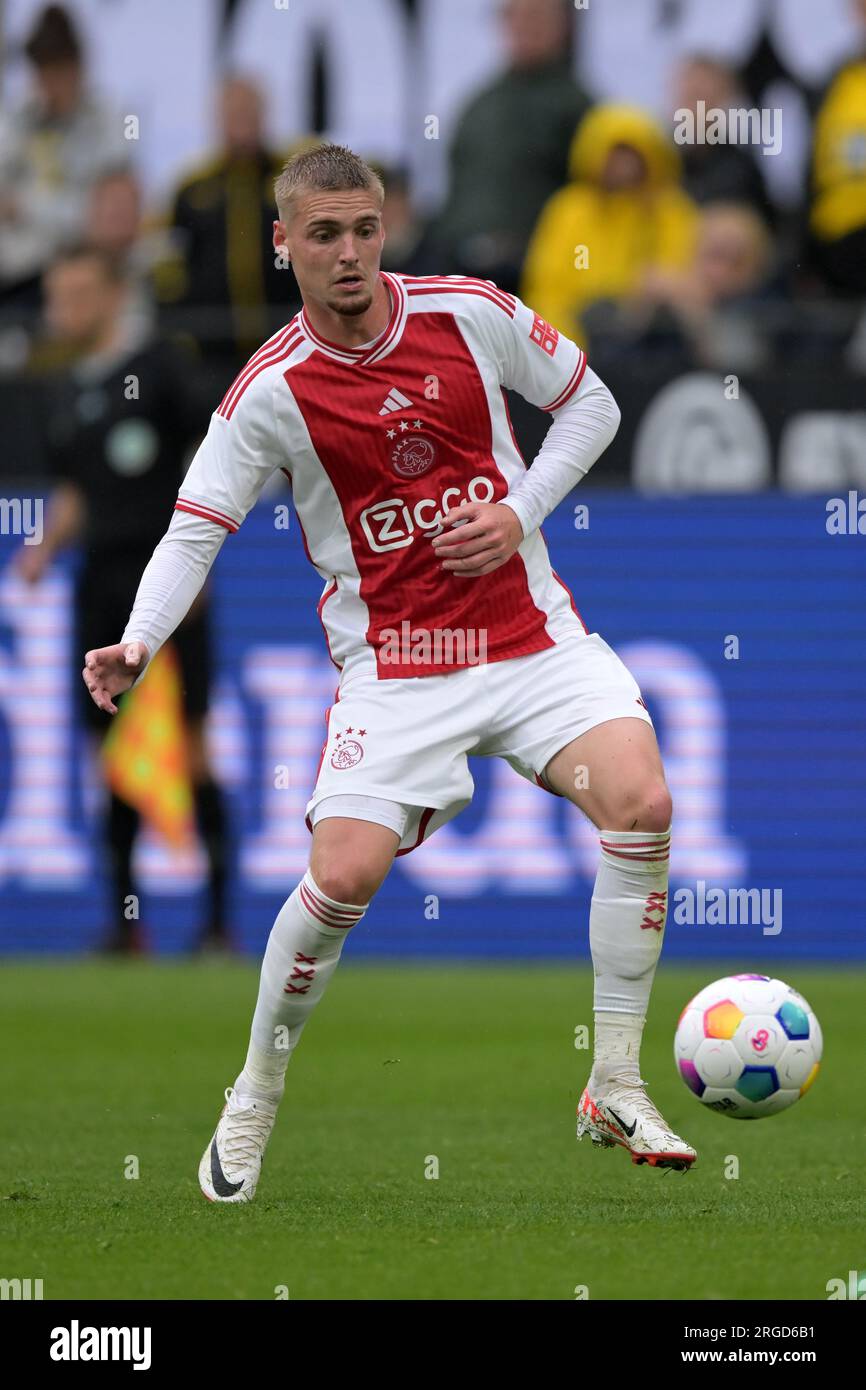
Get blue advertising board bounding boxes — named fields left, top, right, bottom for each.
left=0, top=492, right=863, bottom=960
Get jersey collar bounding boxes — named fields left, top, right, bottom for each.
left=298, top=271, right=407, bottom=366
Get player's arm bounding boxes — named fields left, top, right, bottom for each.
left=433, top=294, right=619, bottom=577
left=493, top=358, right=620, bottom=541
left=83, top=374, right=283, bottom=714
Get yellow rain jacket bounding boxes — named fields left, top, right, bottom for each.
left=521, top=104, right=699, bottom=344
left=810, top=60, right=866, bottom=243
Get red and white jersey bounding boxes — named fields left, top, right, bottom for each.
left=176, top=272, right=590, bottom=679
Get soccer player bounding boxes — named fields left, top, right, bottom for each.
left=82, top=145, right=696, bottom=1201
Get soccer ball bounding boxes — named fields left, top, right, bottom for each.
left=673, top=974, right=822, bottom=1118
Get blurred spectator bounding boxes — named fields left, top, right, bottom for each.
left=593, top=202, right=775, bottom=371
left=369, top=163, right=438, bottom=275
left=428, top=0, right=589, bottom=290
left=155, top=75, right=305, bottom=366
left=17, top=246, right=229, bottom=955
left=0, top=4, right=131, bottom=313
left=521, top=104, right=699, bottom=346
left=86, top=170, right=164, bottom=340
left=673, top=56, right=773, bottom=223
left=807, top=0, right=866, bottom=294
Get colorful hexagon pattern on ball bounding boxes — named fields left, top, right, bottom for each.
left=777, top=999, right=810, bottom=1039
left=703, top=1000, right=743, bottom=1040
left=673, top=975, right=822, bottom=1119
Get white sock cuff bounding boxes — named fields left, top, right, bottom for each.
left=599, top=828, right=670, bottom=867
left=297, top=870, right=368, bottom=933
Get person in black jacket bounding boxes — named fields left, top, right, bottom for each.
left=155, top=76, right=306, bottom=369
left=672, top=55, right=773, bottom=224
left=428, top=0, right=590, bottom=290
left=18, top=245, right=230, bottom=955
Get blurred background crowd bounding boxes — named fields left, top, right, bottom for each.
left=2, top=0, right=866, bottom=403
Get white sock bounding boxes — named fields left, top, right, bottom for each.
left=589, top=828, right=671, bottom=1087
left=234, top=870, right=367, bottom=1103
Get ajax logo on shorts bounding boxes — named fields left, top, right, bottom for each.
left=360, top=475, right=496, bottom=553
left=330, top=727, right=366, bottom=770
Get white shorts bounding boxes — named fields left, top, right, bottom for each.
left=305, top=631, right=653, bottom=855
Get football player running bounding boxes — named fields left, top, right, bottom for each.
left=83, top=145, right=695, bottom=1202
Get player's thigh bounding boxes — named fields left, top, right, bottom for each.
left=544, top=717, right=672, bottom=831
left=306, top=668, right=478, bottom=859
left=309, top=816, right=400, bottom=905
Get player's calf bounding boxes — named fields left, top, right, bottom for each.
left=199, top=869, right=369, bottom=1204
left=198, top=816, right=401, bottom=1204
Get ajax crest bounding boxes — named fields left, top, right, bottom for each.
left=330, top=728, right=366, bottom=770
left=392, top=434, right=436, bottom=478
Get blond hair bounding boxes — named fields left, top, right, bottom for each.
left=274, top=143, right=385, bottom=222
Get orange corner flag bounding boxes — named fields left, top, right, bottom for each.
left=102, top=642, right=195, bottom=848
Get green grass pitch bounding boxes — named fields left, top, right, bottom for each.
left=2, top=959, right=862, bottom=1301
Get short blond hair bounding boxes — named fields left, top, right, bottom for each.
left=274, top=143, right=385, bottom=222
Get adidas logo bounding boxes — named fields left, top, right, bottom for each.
left=379, top=387, right=413, bottom=416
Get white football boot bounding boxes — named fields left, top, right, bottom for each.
left=577, top=1067, right=697, bottom=1172
left=199, top=1087, right=279, bottom=1203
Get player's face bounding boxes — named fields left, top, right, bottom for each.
left=275, top=188, right=385, bottom=317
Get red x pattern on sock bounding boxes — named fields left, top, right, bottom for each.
left=284, top=952, right=318, bottom=994
left=640, top=890, right=668, bottom=932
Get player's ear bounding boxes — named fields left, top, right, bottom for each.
left=272, top=219, right=289, bottom=257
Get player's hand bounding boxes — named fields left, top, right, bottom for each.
left=430, top=501, right=523, bottom=578
left=82, top=640, right=150, bottom=715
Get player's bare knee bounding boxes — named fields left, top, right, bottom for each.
left=634, top=780, right=672, bottom=833
left=310, top=861, right=382, bottom=909
left=604, top=780, right=672, bottom=833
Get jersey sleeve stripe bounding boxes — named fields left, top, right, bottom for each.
left=541, top=352, right=587, bottom=413
left=405, top=276, right=516, bottom=312
left=406, top=284, right=516, bottom=318
left=217, top=325, right=302, bottom=420
left=401, top=274, right=516, bottom=313
left=175, top=499, right=239, bottom=533
left=217, top=322, right=296, bottom=414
